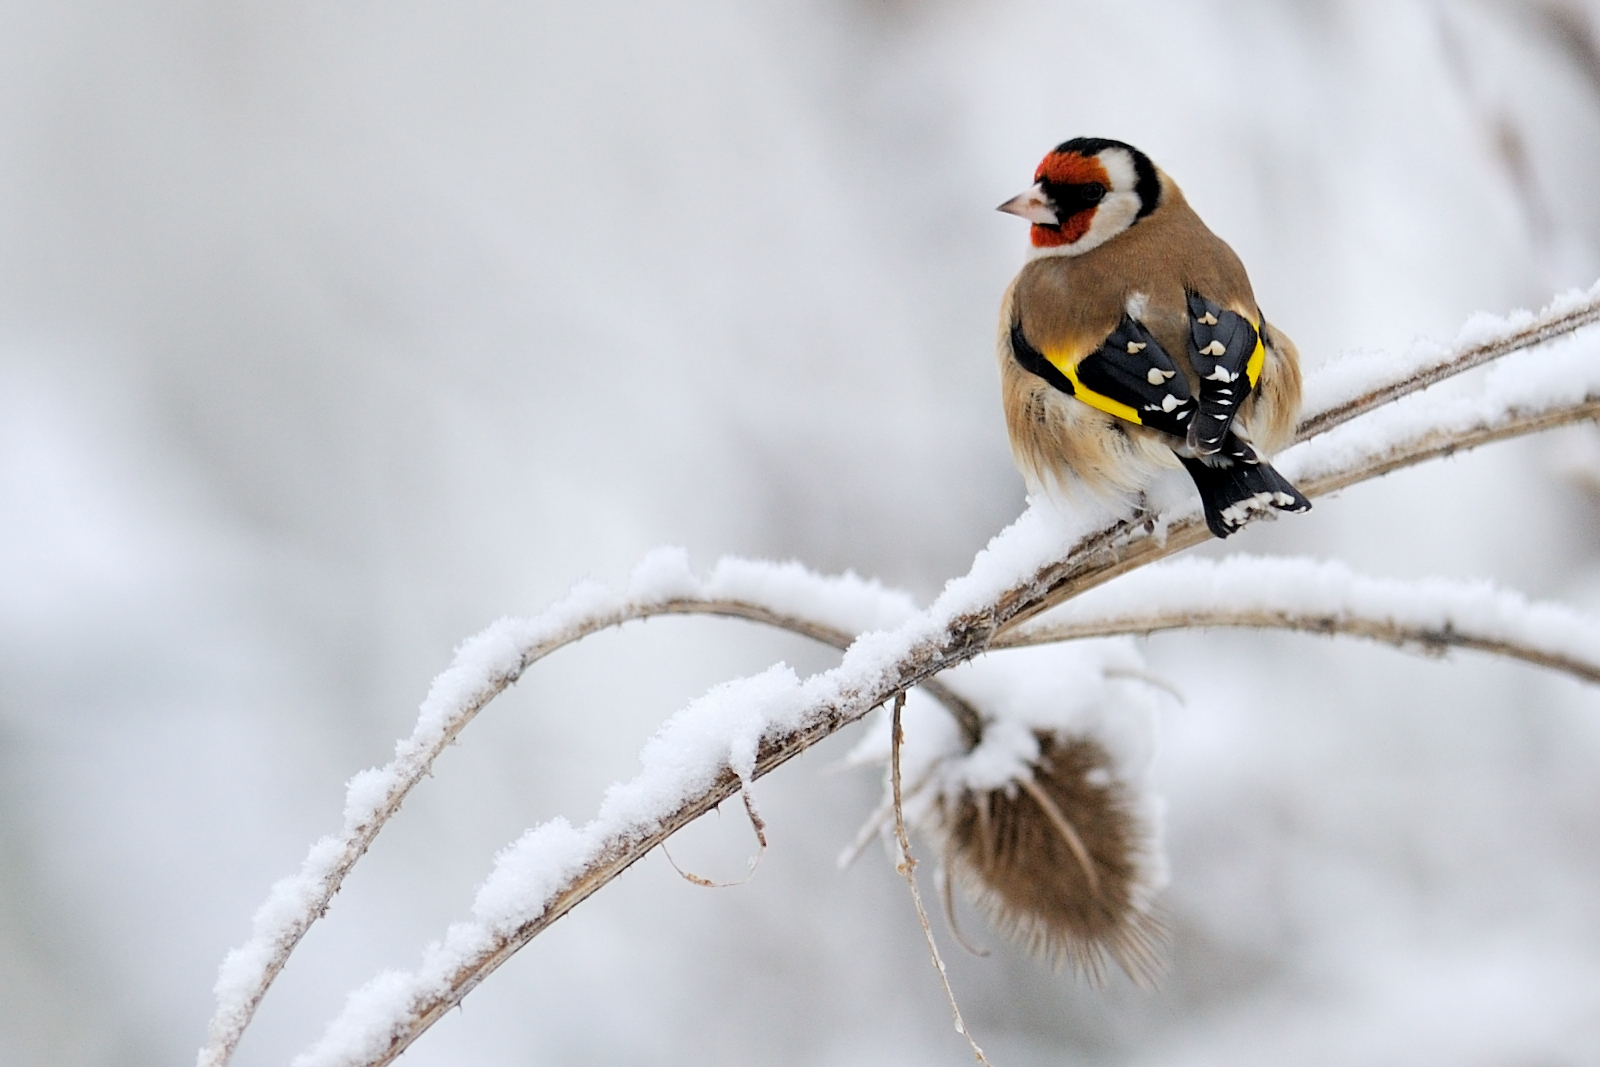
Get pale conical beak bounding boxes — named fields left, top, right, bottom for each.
left=997, top=183, right=1058, bottom=225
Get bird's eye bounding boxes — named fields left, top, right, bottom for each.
left=1082, top=182, right=1106, bottom=203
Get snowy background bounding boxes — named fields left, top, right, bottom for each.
left=4, top=0, right=1600, bottom=1064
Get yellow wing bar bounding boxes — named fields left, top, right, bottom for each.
left=1047, top=350, right=1144, bottom=424
left=1244, top=322, right=1266, bottom=388
left=1039, top=312, right=1266, bottom=432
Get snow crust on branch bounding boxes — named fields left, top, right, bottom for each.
left=200, top=551, right=929, bottom=1067
left=286, top=499, right=1112, bottom=1067
left=225, top=283, right=1600, bottom=1067
left=1298, top=277, right=1600, bottom=438
left=1285, top=317, right=1600, bottom=490
left=1001, top=555, right=1600, bottom=683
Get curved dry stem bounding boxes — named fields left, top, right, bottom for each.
left=891, top=693, right=993, bottom=1065
left=660, top=786, right=769, bottom=888
left=998, top=604, right=1600, bottom=685
left=937, top=861, right=991, bottom=958
left=199, top=594, right=979, bottom=1067
left=298, top=345, right=1600, bottom=1067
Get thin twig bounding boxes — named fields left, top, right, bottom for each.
left=997, top=603, right=1600, bottom=685
left=659, top=787, right=769, bottom=888
left=891, top=693, right=992, bottom=1066
left=937, top=859, right=990, bottom=958
left=837, top=766, right=937, bottom=871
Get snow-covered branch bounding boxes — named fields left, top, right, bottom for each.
left=275, top=288, right=1600, bottom=1067
left=995, top=556, right=1600, bottom=685
left=1295, top=278, right=1600, bottom=439
left=199, top=558, right=981, bottom=1067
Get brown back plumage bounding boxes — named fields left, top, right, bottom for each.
left=1014, top=175, right=1256, bottom=369
left=998, top=171, right=1302, bottom=497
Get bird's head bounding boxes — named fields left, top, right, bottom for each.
left=998, top=138, right=1161, bottom=256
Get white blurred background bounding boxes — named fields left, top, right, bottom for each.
left=4, top=1, right=1600, bottom=1064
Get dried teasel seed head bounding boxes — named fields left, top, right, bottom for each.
left=937, top=731, right=1166, bottom=985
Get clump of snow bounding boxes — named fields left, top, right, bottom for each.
left=929, top=493, right=1108, bottom=620
left=704, top=555, right=921, bottom=635
left=598, top=664, right=805, bottom=832
left=340, top=770, right=392, bottom=830
left=471, top=818, right=594, bottom=936
left=622, top=546, right=702, bottom=601
left=288, top=970, right=418, bottom=1067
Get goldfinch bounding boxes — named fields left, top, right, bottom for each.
left=996, top=137, right=1309, bottom=538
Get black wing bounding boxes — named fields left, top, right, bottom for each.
left=1010, top=317, right=1196, bottom=439
left=1185, top=292, right=1264, bottom=456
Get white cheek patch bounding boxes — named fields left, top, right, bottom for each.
left=1098, top=148, right=1138, bottom=192
left=1080, top=193, right=1140, bottom=250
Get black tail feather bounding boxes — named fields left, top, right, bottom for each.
left=1178, top=435, right=1310, bottom=539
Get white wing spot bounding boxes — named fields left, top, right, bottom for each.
left=1160, top=394, right=1180, bottom=412
left=1206, top=365, right=1235, bottom=381
left=1146, top=368, right=1164, bottom=384
left=1198, top=312, right=1219, bottom=325
left=1201, top=340, right=1227, bottom=357
left=1220, top=492, right=1278, bottom=527
left=1127, top=341, right=1147, bottom=354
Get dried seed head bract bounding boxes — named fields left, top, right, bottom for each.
left=934, top=731, right=1166, bottom=986
left=842, top=642, right=1172, bottom=986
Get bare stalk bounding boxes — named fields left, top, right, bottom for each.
left=997, top=602, right=1600, bottom=685
left=891, top=693, right=992, bottom=1066
left=297, top=345, right=1600, bottom=1067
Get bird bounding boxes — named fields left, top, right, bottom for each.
left=995, top=137, right=1310, bottom=539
